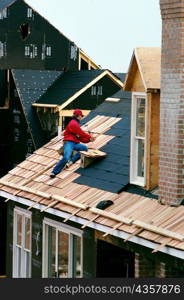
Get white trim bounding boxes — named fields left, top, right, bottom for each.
left=105, top=97, right=120, bottom=102
left=1, top=191, right=184, bottom=260
left=130, top=92, right=147, bottom=187
left=14, top=206, right=32, bottom=216
left=43, top=217, right=83, bottom=236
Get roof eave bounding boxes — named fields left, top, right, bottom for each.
left=1, top=189, right=184, bottom=260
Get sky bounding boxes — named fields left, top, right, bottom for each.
left=25, top=0, right=161, bottom=73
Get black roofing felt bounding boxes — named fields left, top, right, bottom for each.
left=124, top=184, right=159, bottom=200
left=0, top=0, right=17, bottom=10
left=36, top=70, right=104, bottom=105
left=75, top=95, right=131, bottom=193
left=113, top=73, right=130, bottom=99
left=12, top=69, right=62, bottom=148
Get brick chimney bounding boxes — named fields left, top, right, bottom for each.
left=159, top=0, right=184, bottom=205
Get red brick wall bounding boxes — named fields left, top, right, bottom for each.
left=135, top=254, right=184, bottom=278
left=159, top=0, right=184, bottom=205
left=135, top=253, right=165, bottom=278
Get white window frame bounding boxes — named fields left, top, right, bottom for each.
left=91, top=86, right=96, bottom=96
left=42, top=218, right=83, bottom=278
left=46, top=46, right=52, bottom=56
left=13, top=207, right=32, bottom=278
left=97, top=85, right=103, bottom=96
left=130, top=92, right=147, bottom=187
left=27, top=8, right=33, bottom=18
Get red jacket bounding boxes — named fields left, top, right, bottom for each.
left=63, top=118, right=91, bottom=144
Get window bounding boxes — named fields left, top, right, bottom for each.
left=91, top=86, right=96, bottom=96
left=13, top=208, right=32, bottom=278
left=70, top=45, right=78, bottom=61
left=27, top=8, right=33, bottom=18
left=0, top=41, right=6, bottom=58
left=0, top=8, right=7, bottom=19
left=97, top=86, right=103, bottom=96
left=130, top=93, right=147, bottom=186
left=25, top=45, right=38, bottom=58
left=46, top=46, right=52, bottom=56
left=43, top=219, right=83, bottom=278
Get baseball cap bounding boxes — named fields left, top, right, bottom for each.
left=73, top=109, right=84, bottom=117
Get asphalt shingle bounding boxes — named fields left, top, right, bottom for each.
left=75, top=87, right=131, bottom=193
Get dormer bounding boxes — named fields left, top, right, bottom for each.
left=124, top=47, right=161, bottom=190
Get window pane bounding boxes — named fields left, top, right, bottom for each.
left=25, top=251, right=30, bottom=278
left=16, top=214, right=22, bottom=246
left=73, top=235, right=82, bottom=278
left=137, top=139, right=145, bottom=177
left=136, top=98, right=145, bottom=137
left=17, top=247, right=21, bottom=278
left=25, top=217, right=31, bottom=250
left=47, top=226, right=56, bottom=278
left=58, top=231, right=69, bottom=278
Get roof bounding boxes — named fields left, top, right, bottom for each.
left=34, top=70, right=104, bottom=106
left=76, top=98, right=131, bottom=192
left=12, top=69, right=62, bottom=148
left=0, top=99, right=184, bottom=256
left=12, top=69, right=63, bottom=103
left=124, top=47, right=161, bottom=91
left=0, top=0, right=16, bottom=10
left=33, top=70, right=124, bottom=109
left=111, top=73, right=130, bottom=99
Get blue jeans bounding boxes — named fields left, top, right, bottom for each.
left=52, top=141, right=88, bottom=175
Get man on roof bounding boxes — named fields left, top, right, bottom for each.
left=50, top=109, right=95, bottom=178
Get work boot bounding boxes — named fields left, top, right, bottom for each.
left=65, top=161, right=73, bottom=168
left=50, top=172, right=56, bottom=178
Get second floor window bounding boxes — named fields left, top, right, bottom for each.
left=130, top=93, right=147, bottom=186
left=91, top=85, right=103, bottom=96
left=91, top=86, right=96, bottom=96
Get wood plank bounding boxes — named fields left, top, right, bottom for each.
left=90, top=207, right=133, bottom=225
left=152, top=239, right=172, bottom=253
left=63, top=208, right=82, bottom=223
left=27, top=197, right=45, bottom=210
left=81, top=214, right=100, bottom=229
left=41, top=200, right=59, bottom=212
left=60, top=110, right=90, bottom=117
left=124, top=228, right=144, bottom=242
left=103, top=222, right=123, bottom=237
left=0, top=179, right=88, bottom=210
left=52, top=194, right=88, bottom=210
left=133, top=220, right=184, bottom=241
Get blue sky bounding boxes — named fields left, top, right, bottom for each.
left=26, top=0, right=161, bottom=73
